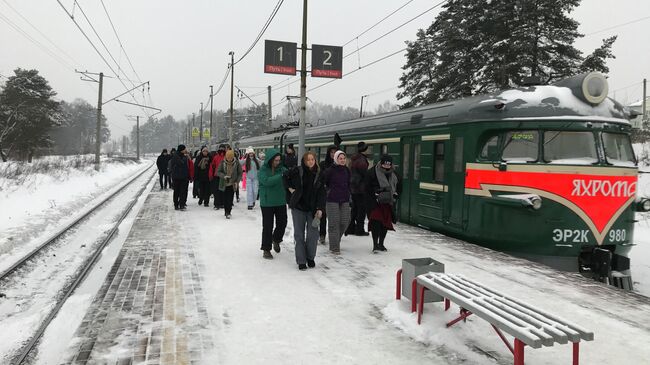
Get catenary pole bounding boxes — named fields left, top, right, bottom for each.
left=268, top=85, right=272, bottom=131
left=210, top=85, right=214, bottom=147
left=643, top=78, right=647, bottom=125
left=229, top=51, right=235, bottom=147
left=199, top=102, right=204, bottom=143
left=298, top=0, right=308, bottom=163
left=136, top=115, right=140, bottom=161
left=95, top=72, right=104, bottom=170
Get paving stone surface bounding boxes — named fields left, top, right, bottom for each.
left=65, top=189, right=213, bottom=365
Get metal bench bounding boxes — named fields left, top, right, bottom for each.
left=410, top=272, right=594, bottom=365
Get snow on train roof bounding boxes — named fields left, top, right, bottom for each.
left=239, top=84, right=630, bottom=146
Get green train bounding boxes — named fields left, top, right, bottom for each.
left=238, top=72, right=649, bottom=283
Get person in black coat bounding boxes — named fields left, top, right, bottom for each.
left=316, top=144, right=339, bottom=244
left=194, top=146, right=212, bottom=207
left=170, top=144, right=191, bottom=210
left=156, top=149, right=170, bottom=189
left=286, top=151, right=326, bottom=270
left=284, top=143, right=298, bottom=169
left=365, top=154, right=402, bottom=252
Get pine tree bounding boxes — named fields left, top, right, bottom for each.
left=398, top=0, right=617, bottom=107
left=0, top=68, right=62, bottom=161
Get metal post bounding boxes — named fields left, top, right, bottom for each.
left=359, top=95, right=366, bottom=118
left=268, top=85, right=272, bottom=131
left=229, top=51, right=235, bottom=147
left=298, top=0, right=308, bottom=163
left=199, top=102, right=203, bottom=143
left=136, top=116, right=140, bottom=161
left=210, top=85, right=214, bottom=147
left=95, top=72, right=104, bottom=170
left=643, top=78, right=647, bottom=125
left=192, top=113, right=195, bottom=150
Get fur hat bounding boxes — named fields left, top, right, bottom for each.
left=246, top=146, right=254, bottom=155
left=333, top=150, right=346, bottom=165
left=357, top=142, right=368, bottom=153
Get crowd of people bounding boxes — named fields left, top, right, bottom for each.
left=155, top=141, right=402, bottom=271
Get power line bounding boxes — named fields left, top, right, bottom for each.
left=234, top=0, right=284, bottom=65
left=584, top=15, right=650, bottom=37
left=342, top=0, right=415, bottom=47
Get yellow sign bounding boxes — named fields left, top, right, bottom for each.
left=203, top=129, right=210, bottom=138
left=191, top=127, right=200, bottom=137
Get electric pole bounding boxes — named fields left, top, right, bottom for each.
left=95, top=72, right=104, bottom=170
left=643, top=78, right=647, bottom=127
left=298, top=0, right=308, bottom=162
left=268, top=85, right=272, bottom=131
left=136, top=116, right=140, bottom=160
left=199, top=102, right=204, bottom=143
left=229, top=51, right=235, bottom=147
left=192, top=113, right=196, bottom=149
left=210, top=85, right=214, bottom=147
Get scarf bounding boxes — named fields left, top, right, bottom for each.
left=225, top=159, right=235, bottom=186
left=375, top=164, right=397, bottom=205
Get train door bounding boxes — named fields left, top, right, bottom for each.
left=446, top=136, right=465, bottom=228
left=399, top=136, right=422, bottom=224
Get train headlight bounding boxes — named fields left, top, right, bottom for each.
left=637, top=198, right=650, bottom=212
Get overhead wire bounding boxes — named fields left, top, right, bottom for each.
left=234, top=0, right=284, bottom=65
left=584, top=15, right=650, bottom=37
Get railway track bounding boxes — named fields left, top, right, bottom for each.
left=0, top=163, right=156, bottom=364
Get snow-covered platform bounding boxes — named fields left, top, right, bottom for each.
left=61, top=186, right=650, bottom=364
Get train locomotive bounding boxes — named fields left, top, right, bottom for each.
left=238, top=72, right=650, bottom=288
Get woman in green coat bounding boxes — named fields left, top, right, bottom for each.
left=258, top=149, right=288, bottom=259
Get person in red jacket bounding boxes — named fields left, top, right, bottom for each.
left=209, top=144, right=227, bottom=210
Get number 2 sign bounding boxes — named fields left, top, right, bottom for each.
left=311, top=44, right=342, bottom=78
left=264, top=40, right=297, bottom=75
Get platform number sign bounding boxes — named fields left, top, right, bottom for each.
left=264, top=40, right=297, bottom=75
left=311, top=44, right=342, bottom=78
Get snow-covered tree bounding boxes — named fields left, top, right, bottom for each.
left=398, top=0, right=618, bottom=107
left=0, top=68, right=62, bottom=161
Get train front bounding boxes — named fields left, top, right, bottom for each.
left=463, top=73, right=650, bottom=288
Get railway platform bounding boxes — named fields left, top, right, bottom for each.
left=54, top=184, right=650, bottom=365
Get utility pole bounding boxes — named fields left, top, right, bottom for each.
left=192, top=113, right=196, bottom=150
left=268, top=85, right=272, bottom=131
left=641, top=79, right=648, bottom=128
left=298, top=0, right=308, bottom=162
left=199, top=102, right=204, bottom=143
left=229, top=51, right=235, bottom=147
left=95, top=72, right=104, bottom=170
left=136, top=116, right=140, bottom=160
left=210, top=85, right=214, bottom=147
left=359, top=94, right=368, bottom=118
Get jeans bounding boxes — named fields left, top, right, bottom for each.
left=291, top=209, right=318, bottom=265
left=172, top=179, right=189, bottom=208
left=260, top=205, right=287, bottom=251
left=246, top=176, right=258, bottom=207
left=158, top=172, right=168, bottom=189
left=198, top=180, right=211, bottom=205
left=326, top=202, right=351, bottom=251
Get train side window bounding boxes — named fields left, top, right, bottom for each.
left=502, top=131, right=538, bottom=163
left=366, top=145, right=375, bottom=167
left=402, top=143, right=410, bottom=179
left=381, top=144, right=388, bottom=155
left=434, top=141, right=445, bottom=183
left=414, top=144, right=421, bottom=180
left=479, top=135, right=500, bottom=161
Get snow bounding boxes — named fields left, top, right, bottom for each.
left=2, top=152, right=650, bottom=363
left=0, top=156, right=151, bottom=268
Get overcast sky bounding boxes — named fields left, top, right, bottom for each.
left=1, top=0, right=649, bottom=139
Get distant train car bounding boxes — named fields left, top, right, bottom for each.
left=238, top=72, right=650, bottom=285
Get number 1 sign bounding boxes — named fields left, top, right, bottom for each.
left=264, top=40, right=297, bottom=75
left=311, top=44, right=342, bottom=79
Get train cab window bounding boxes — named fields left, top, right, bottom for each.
left=434, top=141, right=445, bottom=183
left=602, top=132, right=636, bottom=166
left=479, top=135, right=500, bottom=161
left=402, top=144, right=410, bottom=179
left=502, top=131, right=538, bottom=162
left=543, top=131, right=597, bottom=165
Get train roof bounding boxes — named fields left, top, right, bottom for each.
left=239, top=78, right=631, bottom=146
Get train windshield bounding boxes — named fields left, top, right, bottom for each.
left=543, top=131, right=598, bottom=165
left=502, top=131, right=538, bottom=162
left=602, top=132, right=636, bottom=166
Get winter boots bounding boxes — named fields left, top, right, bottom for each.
left=273, top=240, right=281, bottom=253
left=307, top=259, right=315, bottom=268
left=298, top=264, right=307, bottom=271
left=263, top=250, right=273, bottom=259
left=319, top=235, right=326, bottom=245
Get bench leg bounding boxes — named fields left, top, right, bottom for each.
left=514, top=339, right=525, bottom=365
left=446, top=309, right=472, bottom=328
left=411, top=278, right=418, bottom=313
left=491, top=325, right=514, bottom=354
left=396, top=269, right=402, bottom=300
left=573, top=342, right=579, bottom=365
left=444, top=298, right=450, bottom=311
left=417, top=285, right=427, bottom=324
